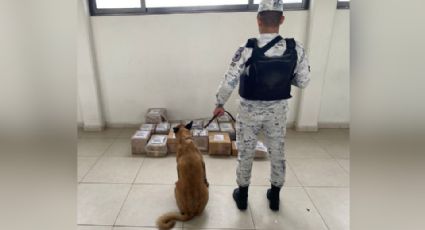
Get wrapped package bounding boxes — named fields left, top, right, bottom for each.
left=140, top=123, right=156, bottom=132
left=191, top=129, right=209, bottom=152
left=145, top=108, right=167, bottom=124
left=208, top=132, right=231, bottom=156
left=219, top=122, right=236, bottom=141
left=167, top=130, right=178, bottom=153
left=170, top=122, right=182, bottom=129
left=145, top=135, right=168, bottom=157
left=255, top=141, right=268, bottom=158
left=231, top=141, right=238, bottom=156
left=217, top=114, right=232, bottom=122
left=131, top=130, right=151, bottom=155
left=205, top=120, right=220, bottom=132
left=192, top=120, right=204, bottom=130
left=155, top=122, right=170, bottom=134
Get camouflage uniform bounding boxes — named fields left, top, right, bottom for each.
left=215, top=33, right=311, bottom=188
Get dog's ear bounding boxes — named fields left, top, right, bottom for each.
left=185, top=121, right=193, bottom=130
left=173, top=127, right=180, bottom=133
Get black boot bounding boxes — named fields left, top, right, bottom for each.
left=233, top=186, right=248, bottom=210
left=267, top=185, right=281, bottom=211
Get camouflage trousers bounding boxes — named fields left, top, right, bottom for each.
left=235, top=99, right=288, bottom=188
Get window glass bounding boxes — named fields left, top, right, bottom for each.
left=96, top=0, right=141, bottom=9
left=146, top=0, right=248, bottom=8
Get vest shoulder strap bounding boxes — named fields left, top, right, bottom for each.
left=245, top=38, right=258, bottom=48
left=259, top=35, right=283, bottom=54
left=285, top=38, right=296, bottom=50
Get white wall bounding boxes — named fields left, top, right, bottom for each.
left=90, top=11, right=308, bottom=126
left=81, top=9, right=349, bottom=127
left=319, top=10, right=350, bottom=127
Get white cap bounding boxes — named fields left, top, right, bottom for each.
left=258, top=0, right=284, bottom=12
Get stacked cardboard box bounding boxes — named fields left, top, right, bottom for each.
left=205, top=120, right=220, bottom=132
left=231, top=141, right=238, bottom=156
left=145, top=135, right=168, bottom=157
left=191, top=129, right=209, bottom=152
left=140, top=123, right=156, bottom=132
left=208, top=132, right=231, bottom=156
left=167, top=130, right=178, bottom=153
left=131, top=130, right=151, bottom=155
left=145, top=108, right=167, bottom=123
left=217, top=114, right=232, bottom=122
left=219, top=122, right=236, bottom=141
left=155, top=122, right=170, bottom=134
left=255, top=141, right=268, bottom=158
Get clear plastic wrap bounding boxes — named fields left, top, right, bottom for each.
left=219, top=122, right=236, bottom=141
left=131, top=130, right=151, bottom=154
left=205, top=120, right=220, bottom=132
left=145, top=135, right=168, bottom=157
left=140, top=123, right=156, bottom=132
left=191, top=129, right=209, bottom=152
left=255, top=141, right=268, bottom=158
left=167, top=130, right=178, bottom=153
left=145, top=108, right=167, bottom=124
left=155, top=122, right=170, bottom=134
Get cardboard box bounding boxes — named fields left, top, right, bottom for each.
left=145, top=108, right=167, bottom=124
left=140, top=123, right=156, bottom=132
left=217, top=114, right=232, bottom=122
left=255, top=141, right=268, bottom=158
left=155, top=122, right=170, bottom=134
left=131, top=130, right=151, bottom=155
left=205, top=120, right=220, bottom=132
left=208, top=132, right=231, bottom=156
left=191, top=129, right=209, bottom=152
left=219, top=122, right=236, bottom=141
left=145, top=135, right=168, bottom=157
left=232, top=141, right=238, bottom=156
left=167, top=130, right=178, bottom=153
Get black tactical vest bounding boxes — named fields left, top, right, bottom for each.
left=239, top=36, right=298, bottom=101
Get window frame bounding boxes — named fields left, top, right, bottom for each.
left=337, top=0, right=350, bottom=10
left=89, top=0, right=310, bottom=16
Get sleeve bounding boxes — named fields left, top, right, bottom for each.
left=215, top=45, right=249, bottom=107
left=292, top=41, right=311, bottom=89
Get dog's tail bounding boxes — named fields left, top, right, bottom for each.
left=156, top=211, right=193, bottom=230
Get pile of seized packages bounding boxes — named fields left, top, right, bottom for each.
left=131, top=108, right=268, bottom=158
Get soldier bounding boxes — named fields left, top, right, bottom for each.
left=213, top=0, right=311, bottom=211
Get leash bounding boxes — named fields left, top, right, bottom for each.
left=203, top=110, right=236, bottom=129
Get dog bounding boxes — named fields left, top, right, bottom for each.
left=156, top=121, right=209, bottom=230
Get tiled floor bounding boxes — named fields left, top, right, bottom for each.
left=78, top=128, right=349, bottom=230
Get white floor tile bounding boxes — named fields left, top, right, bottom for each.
left=115, top=185, right=183, bottom=228
left=80, top=128, right=123, bottom=138
left=290, top=158, right=349, bottom=187
left=306, top=187, right=350, bottom=230
left=285, top=137, right=332, bottom=158
left=78, top=157, right=99, bottom=182
left=114, top=227, right=181, bottom=230
left=83, top=157, right=143, bottom=183
left=337, top=159, right=350, bottom=172
left=103, top=139, right=135, bottom=157
left=250, top=187, right=328, bottom=230
left=78, top=138, right=114, bottom=157
left=251, top=159, right=301, bottom=187
left=78, top=184, right=131, bottom=225
left=118, top=128, right=139, bottom=139
left=316, top=139, right=350, bottom=159
left=78, top=226, right=112, bottom=230
left=203, top=156, right=238, bottom=186
left=134, top=156, right=177, bottom=184
left=184, top=186, right=255, bottom=229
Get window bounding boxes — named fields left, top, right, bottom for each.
left=337, top=0, right=350, bottom=9
left=89, top=0, right=310, bottom=16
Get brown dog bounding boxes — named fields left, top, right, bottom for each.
left=156, top=121, right=209, bottom=230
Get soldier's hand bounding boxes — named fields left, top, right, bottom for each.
left=213, top=107, right=225, bottom=117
